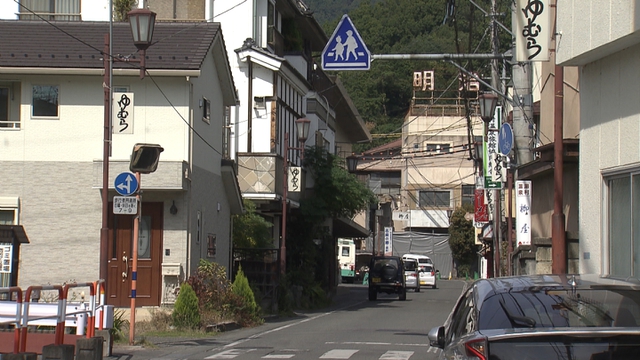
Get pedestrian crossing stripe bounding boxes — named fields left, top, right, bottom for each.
left=319, top=349, right=359, bottom=359
left=207, top=348, right=432, bottom=359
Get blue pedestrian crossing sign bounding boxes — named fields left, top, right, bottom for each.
left=322, top=15, right=371, bottom=71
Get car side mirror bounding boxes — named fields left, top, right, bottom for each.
left=428, top=326, right=445, bottom=348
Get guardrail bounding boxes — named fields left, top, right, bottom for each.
left=0, top=280, right=113, bottom=354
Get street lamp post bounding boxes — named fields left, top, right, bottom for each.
left=99, top=7, right=156, bottom=330
left=478, top=92, right=499, bottom=277
left=280, top=118, right=310, bottom=275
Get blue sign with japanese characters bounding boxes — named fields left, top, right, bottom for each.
left=322, top=15, right=371, bottom=71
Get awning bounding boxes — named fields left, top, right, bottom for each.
left=221, top=159, right=245, bottom=215
left=0, top=225, right=29, bottom=244
left=333, top=217, right=370, bottom=238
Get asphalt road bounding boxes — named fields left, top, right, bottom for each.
left=111, top=279, right=466, bottom=360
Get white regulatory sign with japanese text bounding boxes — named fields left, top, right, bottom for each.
left=113, top=196, right=138, bottom=215
left=516, top=180, right=532, bottom=246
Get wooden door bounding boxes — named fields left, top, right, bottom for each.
left=107, top=202, right=163, bottom=307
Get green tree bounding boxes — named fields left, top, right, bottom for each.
left=113, top=0, right=137, bottom=21
left=172, top=283, right=201, bottom=329
left=448, top=204, right=477, bottom=277
left=232, top=266, right=259, bottom=318
left=233, top=199, right=274, bottom=248
left=283, top=146, right=375, bottom=305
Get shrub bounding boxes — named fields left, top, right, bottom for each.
left=231, top=266, right=263, bottom=326
left=172, top=283, right=201, bottom=329
left=232, top=266, right=258, bottom=315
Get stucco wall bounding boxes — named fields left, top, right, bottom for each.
left=579, top=43, right=640, bottom=274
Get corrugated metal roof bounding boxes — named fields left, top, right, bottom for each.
left=0, top=20, right=221, bottom=70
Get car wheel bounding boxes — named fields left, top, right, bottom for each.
left=432, top=283, right=437, bottom=289
left=368, top=287, right=377, bottom=301
left=399, top=288, right=407, bottom=301
left=415, top=284, right=420, bottom=292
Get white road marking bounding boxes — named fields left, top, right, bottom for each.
left=205, top=348, right=256, bottom=359
left=325, top=341, right=430, bottom=347
left=379, top=350, right=414, bottom=360
left=262, top=355, right=295, bottom=359
left=319, top=349, right=359, bottom=359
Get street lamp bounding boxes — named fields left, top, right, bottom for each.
left=346, top=155, right=359, bottom=173
left=478, top=92, right=499, bottom=134
left=99, top=8, right=156, bottom=316
left=280, top=118, right=311, bottom=274
left=477, top=92, right=500, bottom=277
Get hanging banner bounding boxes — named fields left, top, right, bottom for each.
left=516, top=180, right=532, bottom=246
left=113, top=92, right=134, bottom=134
left=474, top=188, right=489, bottom=227
left=483, top=106, right=503, bottom=189
left=288, top=166, right=302, bottom=192
left=0, top=244, right=12, bottom=274
left=384, top=227, right=393, bottom=256
left=514, top=0, right=550, bottom=61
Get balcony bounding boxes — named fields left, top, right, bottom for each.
left=237, top=153, right=304, bottom=204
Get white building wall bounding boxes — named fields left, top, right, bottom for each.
left=0, top=0, right=18, bottom=19
left=556, top=0, right=639, bottom=65
left=0, top=74, right=190, bottom=164
left=578, top=43, right=640, bottom=275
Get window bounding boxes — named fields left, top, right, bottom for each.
left=462, top=185, right=475, bottom=206
left=32, top=85, right=58, bottom=117
left=419, top=190, right=451, bottom=208
left=0, top=87, right=9, bottom=128
left=0, top=197, right=19, bottom=288
left=266, top=0, right=276, bottom=47
left=425, top=143, right=452, bottom=153
left=341, top=246, right=350, bottom=257
left=606, top=173, right=640, bottom=278
left=223, top=106, right=231, bottom=159
left=207, top=234, right=216, bottom=257
left=202, top=97, right=210, bottom=123
left=19, top=0, right=80, bottom=21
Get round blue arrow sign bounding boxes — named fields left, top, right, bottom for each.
left=114, top=171, right=139, bottom=196
left=498, top=123, right=514, bottom=156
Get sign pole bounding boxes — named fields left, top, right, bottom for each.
left=129, top=172, right=141, bottom=345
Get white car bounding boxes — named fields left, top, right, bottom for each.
left=402, top=254, right=436, bottom=288
left=403, top=259, right=420, bottom=292
left=420, top=264, right=437, bottom=289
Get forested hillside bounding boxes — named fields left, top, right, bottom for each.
left=304, top=0, right=512, bottom=151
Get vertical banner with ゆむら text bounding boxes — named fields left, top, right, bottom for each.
left=514, top=0, right=550, bottom=61
left=516, top=180, right=532, bottom=246
left=113, top=92, right=134, bottom=134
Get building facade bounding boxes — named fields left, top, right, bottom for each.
left=0, top=20, right=242, bottom=306
left=556, top=0, right=640, bottom=277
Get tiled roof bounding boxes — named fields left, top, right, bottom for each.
left=0, top=20, right=221, bottom=70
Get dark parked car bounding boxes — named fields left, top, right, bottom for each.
left=368, top=256, right=406, bottom=301
left=428, top=274, right=640, bottom=359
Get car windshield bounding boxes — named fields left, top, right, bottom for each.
left=404, top=262, right=417, bottom=271
left=479, top=288, right=640, bottom=330
left=418, top=258, right=432, bottom=264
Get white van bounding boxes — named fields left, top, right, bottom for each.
left=402, top=254, right=437, bottom=288
left=338, top=239, right=356, bottom=283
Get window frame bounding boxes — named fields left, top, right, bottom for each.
left=31, top=84, right=59, bottom=119
left=202, top=97, right=211, bottom=124
left=19, top=0, right=81, bottom=21
left=207, top=233, right=216, bottom=258
left=418, top=189, right=452, bottom=208
left=604, top=169, right=640, bottom=278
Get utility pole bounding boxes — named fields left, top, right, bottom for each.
left=490, top=0, right=502, bottom=277
left=510, top=0, right=534, bottom=276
